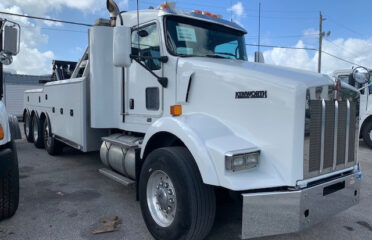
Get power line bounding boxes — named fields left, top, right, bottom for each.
left=246, top=43, right=365, bottom=67
left=20, top=25, right=88, bottom=34
left=323, top=38, right=360, bottom=59
left=322, top=51, right=363, bottom=67
left=0, top=11, right=92, bottom=27
left=327, top=18, right=365, bottom=38
left=246, top=43, right=317, bottom=51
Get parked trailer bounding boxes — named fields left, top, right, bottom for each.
left=23, top=1, right=362, bottom=239
left=333, top=69, right=372, bottom=149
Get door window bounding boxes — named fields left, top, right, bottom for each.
left=132, top=24, right=161, bottom=70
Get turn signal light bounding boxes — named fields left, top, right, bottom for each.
left=160, top=4, right=170, bottom=9
left=170, top=105, right=182, bottom=116
left=0, top=124, right=4, bottom=140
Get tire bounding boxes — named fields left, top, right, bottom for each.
left=139, top=147, right=216, bottom=240
left=43, top=119, right=63, bottom=155
left=0, top=141, right=19, bottom=220
left=24, top=112, right=33, bottom=142
left=362, top=120, right=372, bottom=149
left=32, top=115, right=44, bottom=148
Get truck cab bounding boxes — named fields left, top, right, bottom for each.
left=23, top=1, right=362, bottom=239
left=0, top=18, right=21, bottom=220
left=333, top=69, right=372, bottom=148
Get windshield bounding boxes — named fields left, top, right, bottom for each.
left=165, top=16, right=247, bottom=61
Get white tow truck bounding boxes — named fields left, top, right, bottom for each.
left=333, top=68, right=372, bottom=148
left=0, top=19, right=21, bottom=220
left=23, top=1, right=362, bottom=239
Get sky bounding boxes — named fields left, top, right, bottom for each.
left=1, top=0, right=372, bottom=75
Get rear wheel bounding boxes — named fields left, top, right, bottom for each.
left=139, top=147, right=216, bottom=240
left=362, top=120, right=372, bottom=149
left=32, top=115, right=44, bottom=148
left=43, top=119, right=63, bottom=155
left=24, top=112, right=33, bottom=142
left=0, top=141, right=19, bottom=220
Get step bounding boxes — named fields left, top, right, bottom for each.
left=98, top=168, right=135, bottom=187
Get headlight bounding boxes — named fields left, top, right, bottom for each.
left=225, top=150, right=260, bottom=171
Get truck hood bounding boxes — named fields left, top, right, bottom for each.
left=175, top=57, right=338, bottom=188
left=176, top=57, right=334, bottom=91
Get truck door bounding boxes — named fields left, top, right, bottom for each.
left=126, top=22, right=163, bottom=122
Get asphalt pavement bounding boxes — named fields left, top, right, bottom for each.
left=0, top=125, right=371, bottom=240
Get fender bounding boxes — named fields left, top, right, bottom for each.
left=141, top=113, right=280, bottom=190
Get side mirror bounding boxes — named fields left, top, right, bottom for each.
left=113, top=26, right=132, bottom=68
left=352, top=66, right=370, bottom=84
left=1, top=21, right=20, bottom=56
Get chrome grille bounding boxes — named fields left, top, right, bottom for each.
left=304, top=85, right=359, bottom=179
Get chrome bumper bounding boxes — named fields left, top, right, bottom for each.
left=241, top=171, right=361, bottom=239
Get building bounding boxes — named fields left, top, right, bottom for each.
left=3, top=72, right=50, bottom=119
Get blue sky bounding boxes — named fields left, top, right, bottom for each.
left=2, top=0, right=372, bottom=74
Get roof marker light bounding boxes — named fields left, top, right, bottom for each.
left=193, top=10, right=202, bottom=14
left=160, top=3, right=170, bottom=9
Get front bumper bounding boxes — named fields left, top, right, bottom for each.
left=241, top=171, right=361, bottom=239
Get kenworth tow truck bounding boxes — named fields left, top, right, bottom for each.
left=23, top=1, right=362, bottom=239
left=333, top=68, right=372, bottom=149
left=0, top=18, right=21, bottom=220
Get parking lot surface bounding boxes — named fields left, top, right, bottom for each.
left=1, top=128, right=372, bottom=240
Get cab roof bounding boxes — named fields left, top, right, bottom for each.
left=120, top=9, right=247, bottom=34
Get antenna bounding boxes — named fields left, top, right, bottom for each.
left=136, top=0, right=140, bottom=58
left=258, top=2, right=261, bottom=54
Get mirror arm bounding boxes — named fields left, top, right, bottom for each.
left=130, top=54, right=168, bottom=63
left=358, top=82, right=372, bottom=92
left=131, top=56, right=168, bottom=88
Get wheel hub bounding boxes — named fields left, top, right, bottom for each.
left=33, top=120, right=38, bottom=141
left=147, top=170, right=177, bottom=227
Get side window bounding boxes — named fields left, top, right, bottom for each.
left=132, top=24, right=161, bottom=70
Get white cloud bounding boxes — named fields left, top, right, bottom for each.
left=228, top=2, right=244, bottom=18
left=0, top=3, right=54, bottom=75
left=261, top=37, right=372, bottom=74
left=2, top=0, right=106, bottom=16
left=43, top=16, right=63, bottom=27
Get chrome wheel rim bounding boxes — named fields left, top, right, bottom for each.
left=25, top=117, right=30, bottom=136
left=33, top=119, right=38, bottom=141
left=369, top=129, right=372, bottom=141
left=146, top=170, right=177, bottom=227
left=44, top=124, right=51, bottom=147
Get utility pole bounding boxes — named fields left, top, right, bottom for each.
left=318, top=12, right=326, bottom=73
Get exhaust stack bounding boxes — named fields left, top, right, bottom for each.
left=106, top=0, right=120, bottom=26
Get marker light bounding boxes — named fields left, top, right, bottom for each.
left=170, top=105, right=182, bottom=116
left=193, top=10, right=202, bottom=14
left=202, top=11, right=213, bottom=17
left=0, top=124, right=4, bottom=140
left=160, top=3, right=170, bottom=9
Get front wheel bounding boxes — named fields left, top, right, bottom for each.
left=139, top=147, right=216, bottom=240
left=0, top=141, right=19, bottom=220
left=362, top=121, right=372, bottom=149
